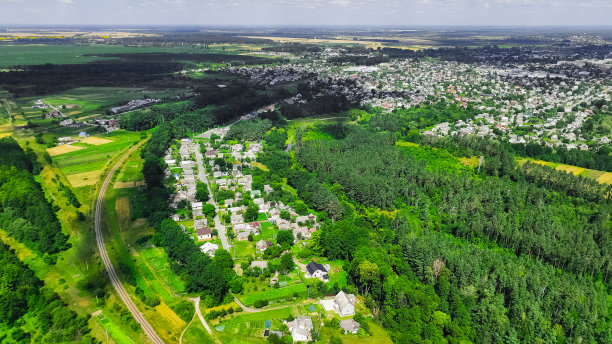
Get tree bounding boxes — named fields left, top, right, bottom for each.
left=202, top=204, right=216, bottom=217
left=214, top=249, right=234, bottom=270
left=276, top=230, right=294, bottom=249
left=196, top=181, right=210, bottom=202
left=245, top=203, right=259, bottom=222
left=279, top=253, right=294, bottom=274
left=279, top=210, right=291, bottom=220
left=358, top=260, right=379, bottom=296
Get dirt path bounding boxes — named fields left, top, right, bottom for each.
left=190, top=297, right=222, bottom=344
left=94, top=139, right=164, bottom=344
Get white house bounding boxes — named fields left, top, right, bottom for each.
left=200, top=242, right=218, bottom=257
left=340, top=319, right=360, bottom=334
left=286, top=316, right=313, bottom=342
left=196, top=227, right=212, bottom=241
left=305, top=262, right=330, bottom=282
left=333, top=291, right=356, bottom=316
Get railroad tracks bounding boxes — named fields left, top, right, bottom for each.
left=94, top=140, right=164, bottom=344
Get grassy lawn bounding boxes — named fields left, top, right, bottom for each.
left=319, top=320, right=393, bottom=344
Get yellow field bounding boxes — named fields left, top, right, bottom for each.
left=81, top=136, right=113, bottom=145
left=47, top=144, right=85, bottom=156
left=519, top=158, right=612, bottom=185
left=113, top=181, right=135, bottom=189
left=597, top=173, right=612, bottom=184
left=250, top=161, right=269, bottom=171
left=0, top=132, right=11, bottom=138
left=66, top=170, right=102, bottom=187
left=459, top=157, right=479, bottom=167
left=115, top=197, right=130, bottom=226
left=0, top=123, right=12, bottom=133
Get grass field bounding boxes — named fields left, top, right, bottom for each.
left=95, top=313, right=137, bottom=344
left=182, top=317, right=216, bottom=344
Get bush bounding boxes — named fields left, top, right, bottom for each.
left=253, top=299, right=269, bottom=308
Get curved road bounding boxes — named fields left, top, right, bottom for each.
left=94, top=140, right=165, bottom=344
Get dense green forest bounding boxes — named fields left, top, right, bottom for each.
left=0, top=138, right=70, bottom=257
left=0, top=242, right=95, bottom=343
left=252, top=120, right=612, bottom=343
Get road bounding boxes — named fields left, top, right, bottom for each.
left=94, top=139, right=165, bottom=344
left=194, top=137, right=230, bottom=250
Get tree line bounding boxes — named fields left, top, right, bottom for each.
left=0, top=242, right=96, bottom=343
left=0, top=138, right=70, bottom=257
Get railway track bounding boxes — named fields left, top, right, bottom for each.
left=94, top=140, right=164, bottom=344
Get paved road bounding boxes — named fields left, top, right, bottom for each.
left=94, top=140, right=164, bottom=344
left=194, top=142, right=230, bottom=250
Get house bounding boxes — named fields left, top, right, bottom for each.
left=305, top=262, right=330, bottom=282
left=340, top=319, right=360, bottom=334
left=333, top=291, right=356, bottom=316
left=286, top=316, right=313, bottom=342
left=277, top=219, right=292, bottom=230
left=230, top=213, right=244, bottom=224
left=257, top=240, right=274, bottom=252
left=237, top=231, right=250, bottom=241
left=264, top=185, right=274, bottom=194
left=200, top=242, right=218, bottom=257
left=171, top=214, right=180, bottom=221
left=191, top=202, right=203, bottom=211
left=292, top=226, right=311, bottom=240
left=250, top=260, right=268, bottom=269
left=197, top=227, right=212, bottom=241
left=194, top=218, right=208, bottom=230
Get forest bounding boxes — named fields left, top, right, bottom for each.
left=0, top=138, right=70, bottom=257
left=253, top=123, right=611, bottom=343
left=0, top=242, right=95, bottom=343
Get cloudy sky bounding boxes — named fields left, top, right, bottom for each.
left=1, top=0, right=611, bottom=26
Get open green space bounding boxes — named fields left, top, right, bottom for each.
left=239, top=283, right=307, bottom=307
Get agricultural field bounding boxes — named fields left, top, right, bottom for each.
left=15, top=86, right=187, bottom=124
left=50, top=130, right=142, bottom=187
left=0, top=43, right=271, bottom=68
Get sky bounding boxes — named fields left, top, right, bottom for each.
left=1, top=0, right=611, bottom=26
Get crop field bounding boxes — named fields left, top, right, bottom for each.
left=46, top=143, right=85, bottom=156
left=52, top=130, right=140, bottom=186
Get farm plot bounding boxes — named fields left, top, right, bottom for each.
left=52, top=130, right=140, bottom=186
